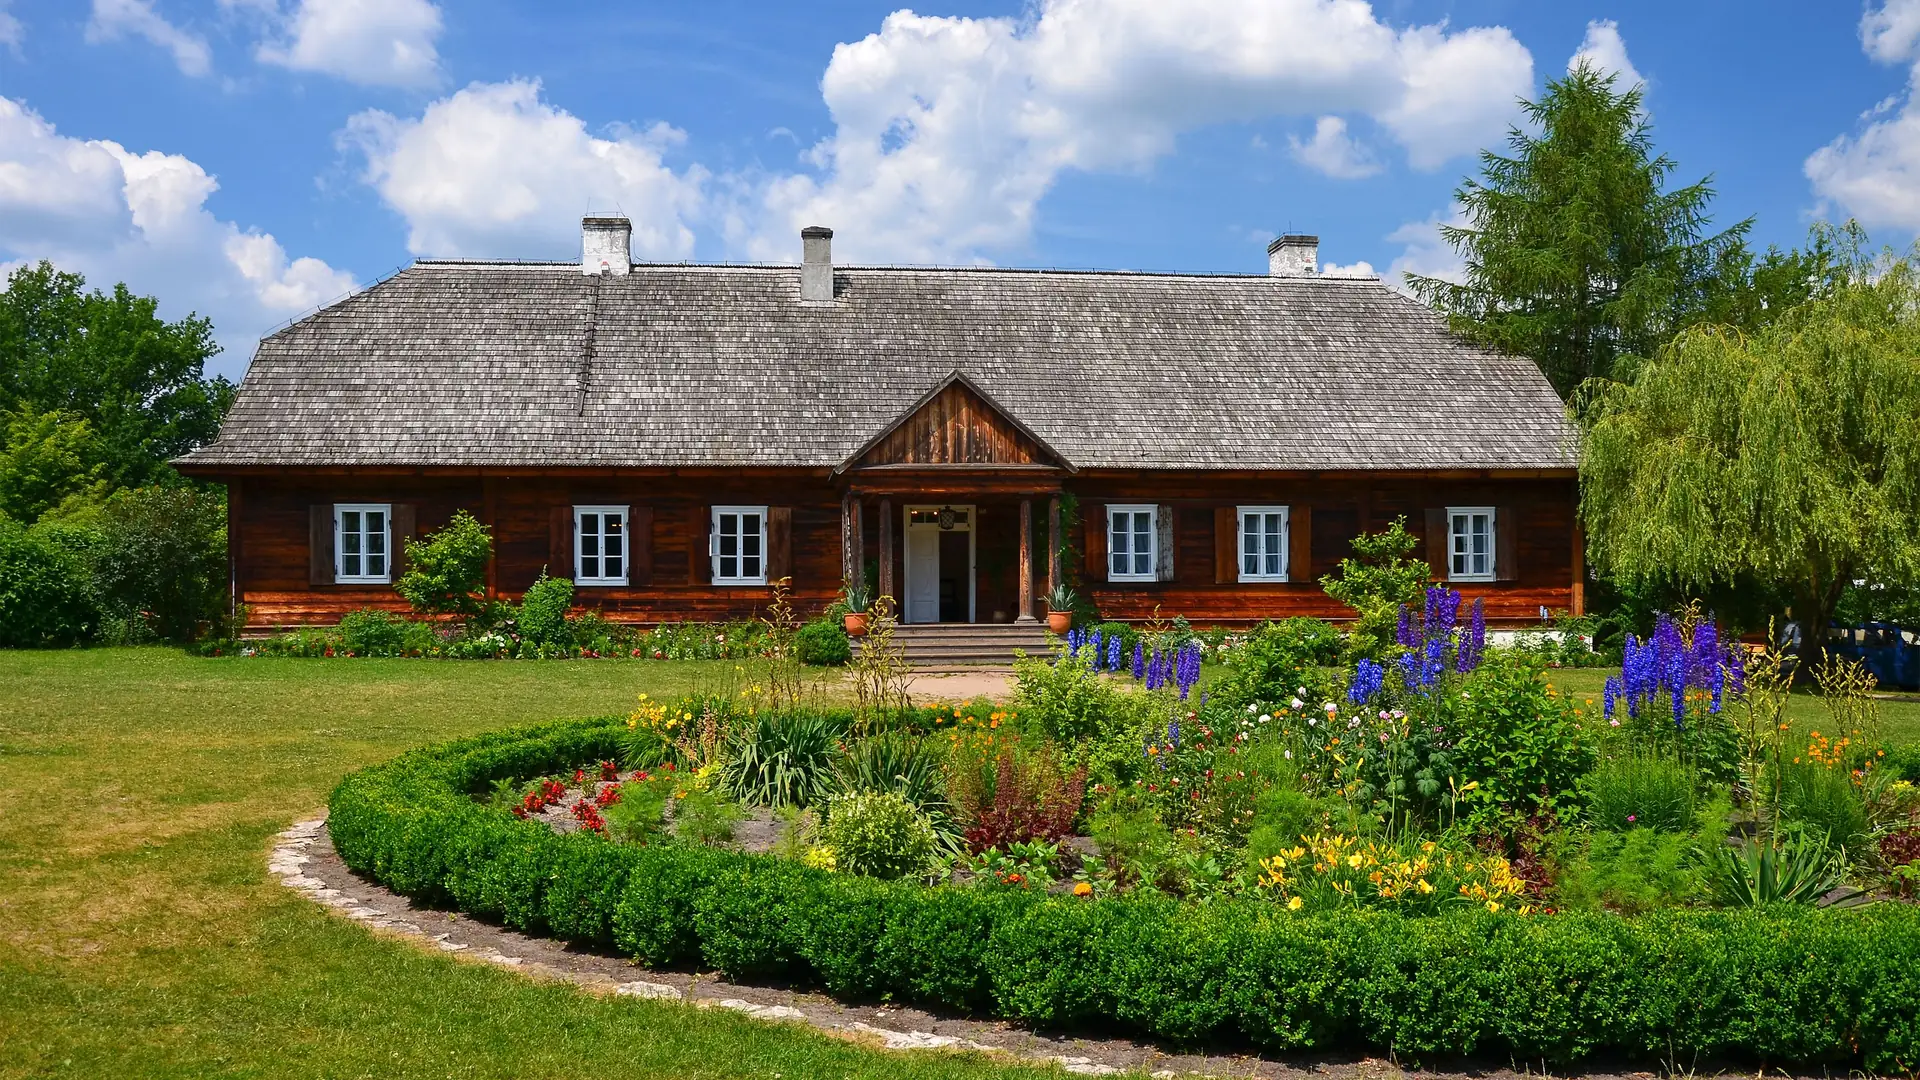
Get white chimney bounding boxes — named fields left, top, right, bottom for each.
left=800, top=225, right=834, bottom=302
left=1267, top=233, right=1319, bottom=276
left=581, top=216, right=632, bottom=276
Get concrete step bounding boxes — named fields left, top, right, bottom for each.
left=887, top=623, right=1056, bottom=668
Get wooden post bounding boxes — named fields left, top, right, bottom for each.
left=878, top=498, right=894, bottom=602
left=1047, top=496, right=1061, bottom=598
left=1016, top=498, right=1036, bottom=623
left=482, top=475, right=498, bottom=599
left=848, top=495, right=864, bottom=588
left=840, top=492, right=854, bottom=586
left=1571, top=521, right=1587, bottom=618
left=227, top=478, right=243, bottom=626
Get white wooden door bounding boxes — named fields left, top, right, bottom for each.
left=905, top=525, right=939, bottom=624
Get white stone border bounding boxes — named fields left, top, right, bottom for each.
left=270, top=817, right=1146, bottom=1076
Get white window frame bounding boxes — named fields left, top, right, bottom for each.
left=1106, top=504, right=1157, bottom=582
left=334, top=503, right=392, bottom=585
left=1237, top=505, right=1290, bottom=582
left=1447, top=506, right=1497, bottom=582
left=711, top=505, right=769, bottom=586
left=573, top=505, right=630, bottom=586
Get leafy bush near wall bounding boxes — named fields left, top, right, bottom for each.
left=0, top=514, right=98, bottom=646
left=330, top=716, right=1920, bottom=1071
left=795, top=618, right=851, bottom=666
left=516, top=573, right=574, bottom=648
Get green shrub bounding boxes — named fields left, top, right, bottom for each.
left=336, top=609, right=409, bottom=656
left=1452, top=653, right=1597, bottom=823
left=1318, top=518, right=1429, bottom=661
left=1583, top=753, right=1696, bottom=831
left=395, top=509, right=492, bottom=617
left=87, top=485, right=228, bottom=643
left=1013, top=651, right=1128, bottom=747
left=1212, top=618, right=1341, bottom=709
left=796, top=618, right=851, bottom=666
left=0, top=515, right=98, bottom=646
left=674, top=787, right=744, bottom=845
left=516, top=572, right=573, bottom=647
left=820, top=791, right=937, bottom=880
left=837, top=732, right=953, bottom=847
left=722, top=709, right=845, bottom=808
left=330, top=715, right=1920, bottom=1072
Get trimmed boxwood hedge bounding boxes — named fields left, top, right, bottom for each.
left=329, top=715, right=1920, bottom=1071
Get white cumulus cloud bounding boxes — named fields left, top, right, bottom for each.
left=1384, top=206, right=1469, bottom=292
left=85, top=0, right=211, bottom=77
left=241, top=0, right=443, bottom=88
left=1289, top=115, right=1379, bottom=179
left=0, top=1, right=23, bottom=56
left=342, top=80, right=706, bottom=261
left=1568, top=19, right=1644, bottom=91
left=1806, top=0, right=1920, bottom=233
left=1320, top=259, right=1377, bottom=278
left=0, top=97, right=356, bottom=376
left=734, top=0, right=1533, bottom=264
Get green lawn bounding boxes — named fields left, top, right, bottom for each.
left=0, top=649, right=1052, bottom=1080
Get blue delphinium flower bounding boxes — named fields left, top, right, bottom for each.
left=1167, top=716, right=1181, bottom=749
left=1132, top=641, right=1145, bottom=680
left=1603, top=675, right=1622, bottom=721
left=1455, top=599, right=1486, bottom=674
left=1108, top=634, right=1123, bottom=673
left=1089, top=630, right=1103, bottom=665
left=1145, top=648, right=1164, bottom=691
left=1176, top=643, right=1202, bottom=699
left=1396, top=605, right=1417, bottom=649
left=1348, top=658, right=1386, bottom=704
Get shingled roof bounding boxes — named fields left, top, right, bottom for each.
left=179, top=260, right=1577, bottom=472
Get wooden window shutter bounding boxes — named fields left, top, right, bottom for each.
left=1083, top=502, right=1106, bottom=579
left=629, top=507, right=653, bottom=586
left=390, top=504, right=417, bottom=578
left=767, top=506, right=792, bottom=581
left=690, top=506, right=712, bottom=585
left=1424, top=507, right=1448, bottom=581
left=1155, top=504, right=1175, bottom=582
left=309, top=504, right=333, bottom=586
left=1214, top=507, right=1236, bottom=584
left=1289, top=505, right=1311, bottom=583
left=549, top=506, right=574, bottom=580
left=1495, top=507, right=1519, bottom=582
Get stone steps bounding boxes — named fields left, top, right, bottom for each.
left=890, top=623, right=1054, bottom=668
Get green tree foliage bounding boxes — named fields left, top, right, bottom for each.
left=1409, top=65, right=1767, bottom=397
left=0, top=408, right=108, bottom=522
left=1319, top=518, right=1430, bottom=660
left=1580, top=232, right=1920, bottom=668
left=85, top=486, right=230, bottom=642
left=0, top=262, right=232, bottom=489
left=395, top=510, right=493, bottom=617
left=515, top=571, right=573, bottom=645
left=0, top=515, right=98, bottom=646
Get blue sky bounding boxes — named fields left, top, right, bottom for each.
left=2, top=1, right=1917, bottom=378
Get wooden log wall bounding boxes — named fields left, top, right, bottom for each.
left=224, top=468, right=1578, bottom=629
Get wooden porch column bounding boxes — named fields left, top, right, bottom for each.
left=878, top=498, right=894, bottom=602
left=840, top=492, right=855, bottom=587
left=1047, top=496, right=1061, bottom=598
left=849, top=496, right=864, bottom=589
left=1016, top=498, right=1036, bottom=623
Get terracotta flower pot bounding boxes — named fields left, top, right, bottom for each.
left=844, top=612, right=870, bottom=637
left=1046, top=610, right=1072, bottom=635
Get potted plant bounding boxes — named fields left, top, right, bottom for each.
left=842, top=580, right=873, bottom=637
left=1044, top=584, right=1076, bottom=635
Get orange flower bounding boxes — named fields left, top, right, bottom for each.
left=1073, top=882, right=1093, bottom=897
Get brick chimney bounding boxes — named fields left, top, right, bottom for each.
left=1267, top=234, right=1318, bottom=276
left=801, top=225, right=834, bottom=302
left=581, top=216, right=632, bottom=276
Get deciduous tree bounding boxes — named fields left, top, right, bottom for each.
left=1579, top=230, right=1920, bottom=668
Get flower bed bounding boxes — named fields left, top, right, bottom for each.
left=329, top=713, right=1920, bottom=1071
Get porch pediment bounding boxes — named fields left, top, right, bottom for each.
left=838, top=371, right=1073, bottom=474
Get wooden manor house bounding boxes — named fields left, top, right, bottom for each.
left=177, top=217, right=1583, bottom=644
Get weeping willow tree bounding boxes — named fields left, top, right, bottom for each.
left=1579, top=228, right=1920, bottom=666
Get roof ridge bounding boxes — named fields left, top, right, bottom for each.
left=406, top=258, right=1383, bottom=282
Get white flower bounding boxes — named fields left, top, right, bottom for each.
left=1308, top=717, right=1319, bottom=727
left=1324, top=701, right=1338, bottom=713
left=1259, top=714, right=1272, bottom=724
left=1246, top=704, right=1259, bottom=714
left=1391, top=710, right=1405, bottom=720
left=1296, top=686, right=1308, bottom=696
left=1289, top=697, right=1305, bottom=709
left=1348, top=716, right=1361, bottom=730
left=1284, top=749, right=1293, bottom=760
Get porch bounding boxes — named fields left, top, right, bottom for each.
left=837, top=484, right=1064, bottom=626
